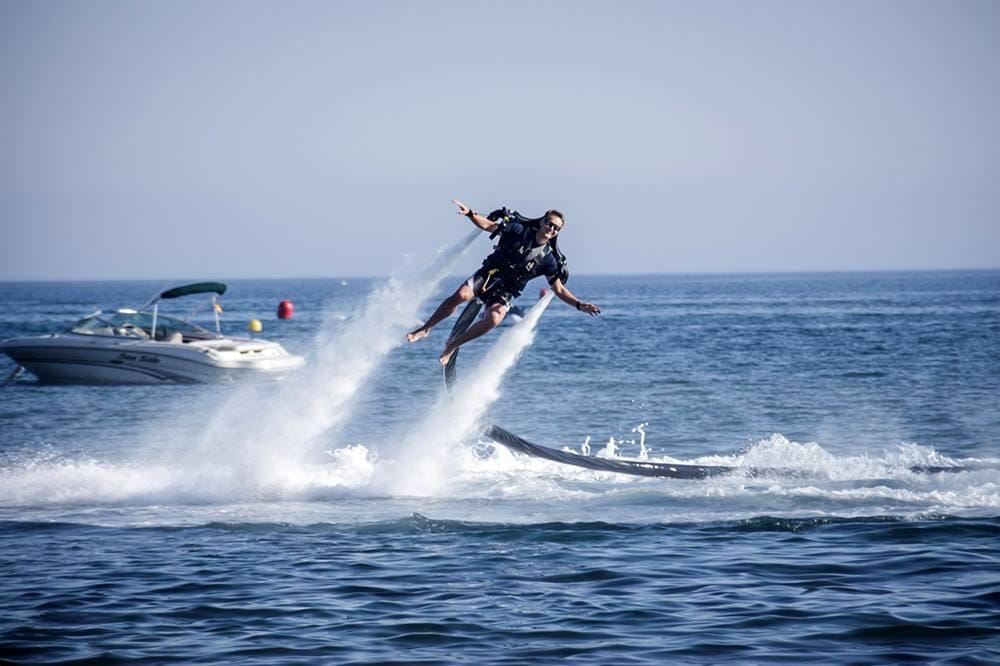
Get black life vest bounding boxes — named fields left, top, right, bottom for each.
left=483, top=208, right=570, bottom=288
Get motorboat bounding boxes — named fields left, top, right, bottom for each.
left=1, top=282, right=305, bottom=384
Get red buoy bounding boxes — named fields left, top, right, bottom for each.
left=277, top=300, right=294, bottom=320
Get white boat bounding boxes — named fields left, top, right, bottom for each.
left=1, top=282, right=305, bottom=384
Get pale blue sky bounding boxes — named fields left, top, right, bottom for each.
left=1, top=0, right=998, bottom=280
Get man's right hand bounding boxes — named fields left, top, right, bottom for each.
left=454, top=199, right=498, bottom=233
left=452, top=199, right=471, bottom=216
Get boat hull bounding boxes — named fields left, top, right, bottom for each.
left=1, top=336, right=304, bottom=384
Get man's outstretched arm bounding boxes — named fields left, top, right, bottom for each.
left=551, top=279, right=601, bottom=316
left=452, top=199, right=499, bottom=234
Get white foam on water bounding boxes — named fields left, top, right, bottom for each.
left=429, top=429, right=1000, bottom=519
left=378, top=291, right=555, bottom=497
left=2, top=427, right=998, bottom=525
left=0, top=442, right=383, bottom=508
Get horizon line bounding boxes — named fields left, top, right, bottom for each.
left=1, top=266, right=998, bottom=284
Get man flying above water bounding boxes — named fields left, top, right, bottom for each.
left=407, top=199, right=601, bottom=365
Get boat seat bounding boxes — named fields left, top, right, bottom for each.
left=160, top=331, right=183, bottom=344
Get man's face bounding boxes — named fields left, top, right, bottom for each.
left=541, top=215, right=563, bottom=239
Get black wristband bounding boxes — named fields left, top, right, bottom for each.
left=576, top=301, right=582, bottom=311
left=466, top=210, right=476, bottom=219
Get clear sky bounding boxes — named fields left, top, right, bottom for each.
left=1, top=0, right=998, bottom=280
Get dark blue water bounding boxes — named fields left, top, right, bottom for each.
left=2, top=268, right=999, bottom=663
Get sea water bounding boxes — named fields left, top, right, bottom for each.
left=1, top=270, right=998, bottom=663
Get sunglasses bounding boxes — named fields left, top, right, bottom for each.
left=543, top=220, right=563, bottom=232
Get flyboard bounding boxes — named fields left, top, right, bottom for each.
left=442, top=300, right=969, bottom=479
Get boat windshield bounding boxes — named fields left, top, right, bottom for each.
left=71, top=312, right=214, bottom=338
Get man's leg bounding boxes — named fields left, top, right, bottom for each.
left=407, top=282, right=476, bottom=343
left=439, top=303, right=508, bottom=365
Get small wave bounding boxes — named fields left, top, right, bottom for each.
left=721, top=514, right=1000, bottom=533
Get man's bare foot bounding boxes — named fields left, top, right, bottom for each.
left=407, top=328, right=429, bottom=343
left=439, top=345, right=458, bottom=366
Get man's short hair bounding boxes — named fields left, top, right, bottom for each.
left=545, top=209, right=565, bottom=224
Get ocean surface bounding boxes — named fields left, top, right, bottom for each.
left=1, top=258, right=999, bottom=663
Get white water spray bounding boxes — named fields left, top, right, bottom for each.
left=632, top=423, right=649, bottom=460
left=173, top=230, right=483, bottom=495
left=384, top=291, right=555, bottom=496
